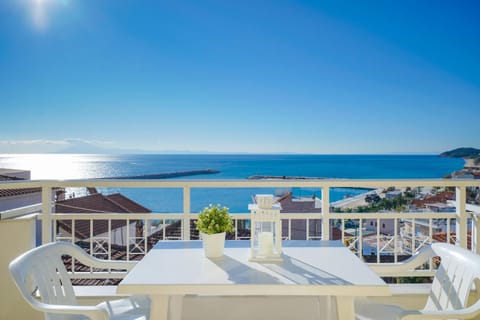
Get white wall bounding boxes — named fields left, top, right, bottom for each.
left=0, top=215, right=43, bottom=320
left=365, top=218, right=395, bottom=235
left=0, top=193, right=42, bottom=212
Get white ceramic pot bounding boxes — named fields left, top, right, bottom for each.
left=201, top=232, right=226, bottom=258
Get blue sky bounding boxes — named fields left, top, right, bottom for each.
left=0, top=0, right=479, bottom=154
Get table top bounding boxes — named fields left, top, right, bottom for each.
left=117, top=240, right=390, bottom=297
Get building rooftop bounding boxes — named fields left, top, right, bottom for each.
left=278, top=192, right=322, bottom=213
left=0, top=174, right=40, bottom=198
left=55, top=193, right=151, bottom=239
left=411, top=191, right=455, bottom=208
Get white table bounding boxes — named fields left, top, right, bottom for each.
left=117, top=240, right=390, bottom=320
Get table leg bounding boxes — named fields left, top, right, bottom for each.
left=169, top=295, right=184, bottom=320
left=150, top=295, right=170, bottom=320
left=335, top=296, right=355, bottom=320
left=150, top=295, right=184, bottom=320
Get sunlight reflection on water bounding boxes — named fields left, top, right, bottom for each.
left=0, top=154, right=118, bottom=179
left=0, top=153, right=463, bottom=213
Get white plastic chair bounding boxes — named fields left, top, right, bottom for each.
left=9, top=241, right=150, bottom=320
left=355, top=243, right=480, bottom=320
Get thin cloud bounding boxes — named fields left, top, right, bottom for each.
left=0, top=139, right=113, bottom=153
left=0, top=139, right=68, bottom=146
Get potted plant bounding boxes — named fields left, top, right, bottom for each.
left=196, top=204, right=234, bottom=258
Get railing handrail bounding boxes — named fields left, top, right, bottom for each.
left=1, top=178, right=480, bottom=189
left=0, top=203, right=42, bottom=220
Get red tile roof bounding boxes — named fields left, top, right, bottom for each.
left=432, top=231, right=472, bottom=250
left=411, top=191, right=455, bottom=208
left=55, top=193, right=151, bottom=239
left=56, top=192, right=150, bottom=214
left=278, top=192, right=322, bottom=213
left=0, top=175, right=41, bottom=198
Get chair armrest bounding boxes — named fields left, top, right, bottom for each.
left=400, top=300, right=480, bottom=320
left=368, top=246, right=435, bottom=277
left=62, top=242, right=137, bottom=271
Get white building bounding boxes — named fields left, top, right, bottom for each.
left=365, top=215, right=395, bottom=235
left=385, top=190, right=402, bottom=199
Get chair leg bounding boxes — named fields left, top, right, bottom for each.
left=316, top=296, right=337, bottom=320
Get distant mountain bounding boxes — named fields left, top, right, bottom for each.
left=55, top=140, right=224, bottom=154
left=56, top=140, right=151, bottom=154
left=440, top=147, right=480, bottom=158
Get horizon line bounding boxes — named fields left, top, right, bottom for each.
left=0, top=151, right=446, bottom=156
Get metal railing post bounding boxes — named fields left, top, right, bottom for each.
left=322, top=186, right=330, bottom=240
left=41, top=185, right=53, bottom=244
left=456, top=186, right=468, bottom=249
left=466, top=203, right=480, bottom=253
left=473, top=214, right=480, bottom=254
left=183, top=186, right=191, bottom=240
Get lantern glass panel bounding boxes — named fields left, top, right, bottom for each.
left=249, top=203, right=283, bottom=261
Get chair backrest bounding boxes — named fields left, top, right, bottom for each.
left=424, top=243, right=480, bottom=312
left=9, top=242, right=84, bottom=317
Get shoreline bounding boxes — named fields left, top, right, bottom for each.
left=330, top=188, right=382, bottom=209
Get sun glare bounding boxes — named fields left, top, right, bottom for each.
left=2, top=154, right=94, bottom=180
left=26, top=0, right=68, bottom=32
left=30, top=0, right=48, bottom=31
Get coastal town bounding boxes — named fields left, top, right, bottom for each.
left=441, top=147, right=480, bottom=179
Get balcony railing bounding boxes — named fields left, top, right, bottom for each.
left=2, top=178, right=480, bottom=278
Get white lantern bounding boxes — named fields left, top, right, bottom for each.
left=249, top=195, right=282, bottom=261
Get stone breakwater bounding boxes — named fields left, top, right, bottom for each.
left=107, top=169, right=220, bottom=179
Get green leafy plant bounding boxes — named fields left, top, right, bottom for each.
left=196, top=204, right=234, bottom=235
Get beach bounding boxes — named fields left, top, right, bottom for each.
left=330, top=189, right=383, bottom=210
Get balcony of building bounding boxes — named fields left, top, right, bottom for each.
left=1, top=178, right=480, bottom=319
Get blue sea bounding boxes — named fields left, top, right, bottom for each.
left=0, top=154, right=464, bottom=213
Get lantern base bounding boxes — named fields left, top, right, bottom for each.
left=249, top=253, right=283, bottom=262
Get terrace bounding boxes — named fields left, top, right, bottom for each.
left=1, top=178, right=480, bottom=319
